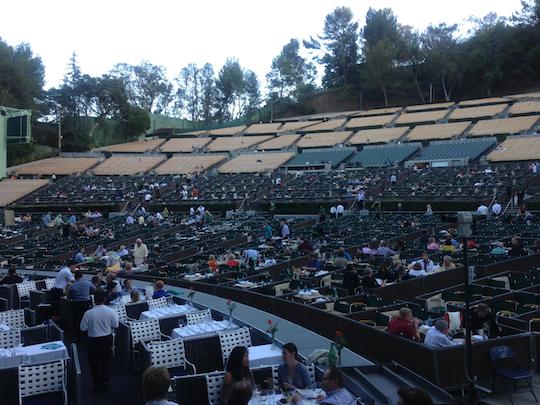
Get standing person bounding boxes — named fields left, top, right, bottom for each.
left=356, top=189, right=365, bottom=210
left=336, top=203, right=345, bottom=218
left=67, top=270, right=96, bottom=341
left=342, top=264, right=360, bottom=296
left=281, top=221, right=291, bottom=239
left=80, top=289, right=119, bottom=393
left=51, top=260, right=76, bottom=314
left=263, top=223, right=273, bottom=240
left=133, top=238, right=149, bottom=266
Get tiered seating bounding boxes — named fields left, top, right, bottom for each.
left=406, top=102, right=454, bottom=112
left=160, top=138, right=212, bottom=153
left=0, top=179, right=49, bottom=207
left=301, top=119, right=346, bottom=132
left=244, top=123, right=283, bottom=135
left=154, top=155, right=226, bottom=174
left=255, top=134, right=301, bottom=150
left=468, top=116, right=539, bottom=137
left=11, top=157, right=101, bottom=176
left=406, top=121, right=470, bottom=141
left=344, top=114, right=395, bottom=129
left=458, top=97, right=508, bottom=107
left=394, top=110, right=448, bottom=125
left=415, top=138, right=496, bottom=161
left=284, top=147, right=355, bottom=168
left=206, top=125, right=246, bottom=136
left=354, top=107, right=402, bottom=116
left=177, top=129, right=208, bottom=136
left=100, top=139, right=165, bottom=153
left=508, top=91, right=540, bottom=99
left=205, top=136, right=272, bottom=152
left=348, top=143, right=420, bottom=167
left=487, top=137, right=540, bottom=162
left=217, top=152, right=295, bottom=173
left=92, top=155, right=166, bottom=175
left=295, top=131, right=352, bottom=148
left=448, top=104, right=507, bottom=121
left=278, top=121, right=321, bottom=132
left=349, top=127, right=408, bottom=145
left=509, top=101, right=540, bottom=116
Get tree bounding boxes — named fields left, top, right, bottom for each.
left=362, top=40, right=396, bottom=106
left=214, top=58, right=245, bottom=121
left=242, top=69, right=261, bottom=117
left=512, top=0, right=540, bottom=26
left=266, top=39, right=316, bottom=101
left=304, top=7, right=359, bottom=89
left=362, top=8, right=401, bottom=51
left=200, top=63, right=216, bottom=123
left=176, top=63, right=201, bottom=123
left=400, top=27, right=427, bottom=103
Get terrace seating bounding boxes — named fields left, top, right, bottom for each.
left=10, top=157, right=101, bottom=176
left=406, top=102, right=454, bottom=112
left=207, top=125, right=247, bottom=136
left=468, top=116, right=539, bottom=137
left=395, top=110, right=448, bottom=125
left=354, top=107, right=402, bottom=116
left=0, top=328, right=21, bottom=348
left=205, top=372, right=224, bottom=405
left=295, top=131, right=352, bottom=148
left=217, top=152, right=295, bottom=173
left=160, top=138, right=212, bottom=153
left=284, top=147, right=355, bottom=168
left=154, top=155, right=226, bottom=174
left=218, top=327, right=252, bottom=364
left=349, top=127, right=408, bottom=145
left=205, top=136, right=272, bottom=152
left=147, top=338, right=196, bottom=375
left=147, top=297, right=168, bottom=311
left=448, top=104, right=507, bottom=121
left=345, top=114, right=395, bottom=129
left=487, top=137, right=540, bottom=162
left=405, top=121, right=470, bottom=141
left=509, top=101, right=540, bottom=116
left=92, top=155, right=166, bottom=175
left=0, top=180, right=49, bottom=207
left=99, top=138, right=165, bottom=153
left=301, top=119, right=347, bottom=132
left=186, top=309, right=212, bottom=325
left=18, top=360, right=67, bottom=405
left=278, top=121, right=321, bottom=132
left=414, top=138, right=496, bottom=162
left=256, top=134, right=301, bottom=150
left=244, top=123, right=283, bottom=135
left=348, top=143, right=420, bottom=167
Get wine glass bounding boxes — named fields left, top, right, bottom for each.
left=253, top=384, right=262, bottom=404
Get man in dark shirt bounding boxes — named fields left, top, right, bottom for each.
left=361, top=269, right=379, bottom=289
left=470, top=303, right=498, bottom=337
left=0, top=267, right=23, bottom=285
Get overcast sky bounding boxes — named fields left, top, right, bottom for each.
left=1, top=0, right=523, bottom=90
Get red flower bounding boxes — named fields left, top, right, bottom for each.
left=268, top=319, right=272, bottom=324
left=335, top=331, right=342, bottom=338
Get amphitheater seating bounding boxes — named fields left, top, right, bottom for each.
left=458, top=97, right=508, bottom=107
left=468, top=116, right=539, bottom=137
left=278, top=121, right=321, bottom=132
left=345, top=114, right=395, bottom=129
left=354, top=107, right=402, bottom=116
left=177, top=129, right=208, bottom=136
left=301, top=119, right=346, bottom=132
left=296, top=131, right=352, bottom=148
left=11, top=157, right=102, bottom=176
left=244, top=123, right=283, bottom=135
left=448, top=104, right=507, bottom=121
left=217, top=152, right=295, bottom=173
left=395, top=109, right=448, bottom=125
left=205, top=136, right=272, bottom=152
left=509, top=101, right=540, bottom=116
left=349, top=127, right=408, bottom=145
left=100, top=139, right=165, bottom=153
left=154, top=155, right=227, bottom=174
left=415, top=138, right=496, bottom=161
left=207, top=125, right=246, bottom=136
left=487, top=137, right=540, bottom=162
left=256, top=134, right=301, bottom=150
left=507, top=92, right=540, bottom=100
left=284, top=148, right=355, bottom=168
left=348, top=143, right=420, bottom=167
left=92, top=155, right=166, bottom=175
left=0, top=179, right=49, bottom=207
left=406, top=122, right=471, bottom=141
left=406, top=102, right=454, bottom=112
left=160, top=138, right=212, bottom=153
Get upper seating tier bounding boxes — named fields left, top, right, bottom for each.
left=256, top=134, right=301, bottom=150
left=406, top=122, right=471, bottom=141
left=295, top=131, right=352, bottom=148
left=100, top=139, right=165, bottom=153
left=160, top=138, right=212, bottom=153
left=301, top=119, right=347, bottom=132
left=206, top=136, right=272, bottom=152
left=92, top=155, right=166, bottom=175
left=154, top=155, right=227, bottom=174
left=278, top=121, right=322, bottom=132
left=207, top=125, right=247, bottom=137
left=11, top=157, right=102, bottom=176
left=509, top=101, right=540, bottom=116
left=487, top=137, right=540, bottom=162
left=348, top=143, right=420, bottom=167
left=468, top=116, right=539, bottom=137
left=349, top=127, right=408, bottom=145
left=448, top=104, right=507, bottom=121
left=217, top=152, right=295, bottom=173
left=406, top=102, right=455, bottom=112
left=0, top=179, right=49, bottom=207
left=345, top=115, right=395, bottom=129
left=244, top=123, right=283, bottom=135
left=395, top=110, right=448, bottom=125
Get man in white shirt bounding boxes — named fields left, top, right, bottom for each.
left=126, top=215, right=135, bottom=225
left=492, top=202, right=502, bottom=216
left=357, top=189, right=365, bottom=210
left=330, top=206, right=337, bottom=219
left=336, top=204, right=345, bottom=218
left=51, top=260, right=76, bottom=314
left=198, top=205, right=205, bottom=216
left=477, top=204, right=488, bottom=216
left=424, top=320, right=457, bottom=348
left=133, top=238, right=148, bottom=266
left=144, top=193, right=152, bottom=202
left=280, top=221, right=291, bottom=239
left=80, top=289, right=119, bottom=393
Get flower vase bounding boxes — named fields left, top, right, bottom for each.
left=337, top=348, right=342, bottom=365
left=228, top=313, right=233, bottom=327
left=271, top=334, right=276, bottom=349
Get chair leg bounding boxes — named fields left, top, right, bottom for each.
left=527, top=378, right=538, bottom=403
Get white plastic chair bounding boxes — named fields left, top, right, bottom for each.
left=186, top=309, right=212, bottom=326
left=147, top=297, right=168, bottom=311
left=129, top=318, right=169, bottom=348
left=0, top=309, right=27, bottom=329
left=147, top=338, right=196, bottom=374
left=44, top=278, right=55, bottom=290
left=16, top=281, right=37, bottom=298
left=110, top=304, right=132, bottom=323
left=0, top=329, right=21, bottom=348
left=205, top=372, right=224, bottom=405
left=218, top=327, right=251, bottom=364
left=18, top=360, right=67, bottom=405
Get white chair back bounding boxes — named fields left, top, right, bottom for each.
left=16, top=281, right=37, bottom=298
left=320, top=275, right=332, bottom=287
left=148, top=338, right=191, bottom=371
left=129, top=318, right=162, bottom=347
left=19, top=360, right=66, bottom=405
left=218, top=327, right=251, bottom=363
left=274, top=282, right=289, bottom=297
left=0, top=329, right=21, bottom=348
left=147, top=297, right=167, bottom=311
left=111, top=305, right=129, bottom=323
left=186, top=309, right=212, bottom=326
left=205, top=373, right=224, bottom=405
left=44, top=278, right=55, bottom=290
left=0, top=309, right=27, bottom=329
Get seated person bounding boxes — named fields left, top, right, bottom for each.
left=142, top=367, right=178, bottom=405
left=408, top=262, right=428, bottom=277
left=305, top=252, right=321, bottom=270
left=375, top=240, right=396, bottom=257
left=397, top=387, right=435, bottom=405
left=470, top=303, right=498, bottom=337
left=298, top=238, right=314, bottom=253
left=315, top=367, right=355, bottom=405
left=388, top=307, right=420, bottom=341
left=439, top=240, right=456, bottom=254
left=117, top=262, right=133, bottom=278
left=0, top=267, right=23, bottom=284
left=361, top=268, right=380, bottom=289
left=123, top=278, right=134, bottom=295
left=342, top=264, right=360, bottom=295
left=221, top=346, right=253, bottom=405
left=277, top=343, right=311, bottom=391
left=105, top=273, right=122, bottom=304
left=440, top=256, right=456, bottom=271
left=333, top=248, right=349, bottom=269
left=426, top=237, right=439, bottom=251
left=227, top=380, right=252, bottom=405
left=74, top=247, right=87, bottom=263
left=152, top=280, right=168, bottom=299
left=208, top=254, right=219, bottom=273
left=130, top=289, right=141, bottom=303
left=424, top=320, right=457, bottom=348
left=409, top=252, right=436, bottom=273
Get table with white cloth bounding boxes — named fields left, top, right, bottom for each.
left=248, top=344, right=282, bottom=368
left=171, top=320, right=240, bottom=340
left=0, top=324, right=9, bottom=332
left=248, top=389, right=322, bottom=405
left=0, top=341, right=69, bottom=369
left=139, top=304, right=195, bottom=320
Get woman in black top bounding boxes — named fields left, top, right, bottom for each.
left=342, top=264, right=360, bottom=295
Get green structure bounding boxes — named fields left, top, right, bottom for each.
left=0, top=106, right=31, bottom=178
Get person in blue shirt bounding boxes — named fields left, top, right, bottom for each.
left=152, top=280, right=168, bottom=299
left=42, top=212, right=52, bottom=226
left=68, top=214, right=77, bottom=225
left=338, top=247, right=352, bottom=261
left=306, top=253, right=321, bottom=270
left=74, top=247, right=86, bottom=263
left=277, top=343, right=312, bottom=391
left=318, top=367, right=355, bottom=405
left=424, top=320, right=457, bottom=348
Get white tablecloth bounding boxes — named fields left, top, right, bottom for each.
left=0, top=323, right=9, bottom=331
left=0, top=340, right=69, bottom=369
left=248, top=392, right=320, bottom=405
left=140, top=304, right=195, bottom=320
left=248, top=344, right=282, bottom=367
left=171, top=320, right=240, bottom=340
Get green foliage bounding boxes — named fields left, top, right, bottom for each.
left=7, top=143, right=57, bottom=167
left=362, top=40, right=397, bottom=106
left=126, top=105, right=150, bottom=137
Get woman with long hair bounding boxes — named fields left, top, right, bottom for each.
left=277, top=343, right=311, bottom=391
left=221, top=346, right=252, bottom=405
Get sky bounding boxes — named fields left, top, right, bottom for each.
left=1, top=0, right=524, bottom=90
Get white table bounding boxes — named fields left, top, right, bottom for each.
left=0, top=323, right=9, bottom=332
left=140, top=304, right=195, bottom=320
left=171, top=320, right=240, bottom=340
left=248, top=389, right=320, bottom=405
left=0, top=340, right=69, bottom=369
left=234, top=281, right=259, bottom=289
left=248, top=344, right=282, bottom=368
